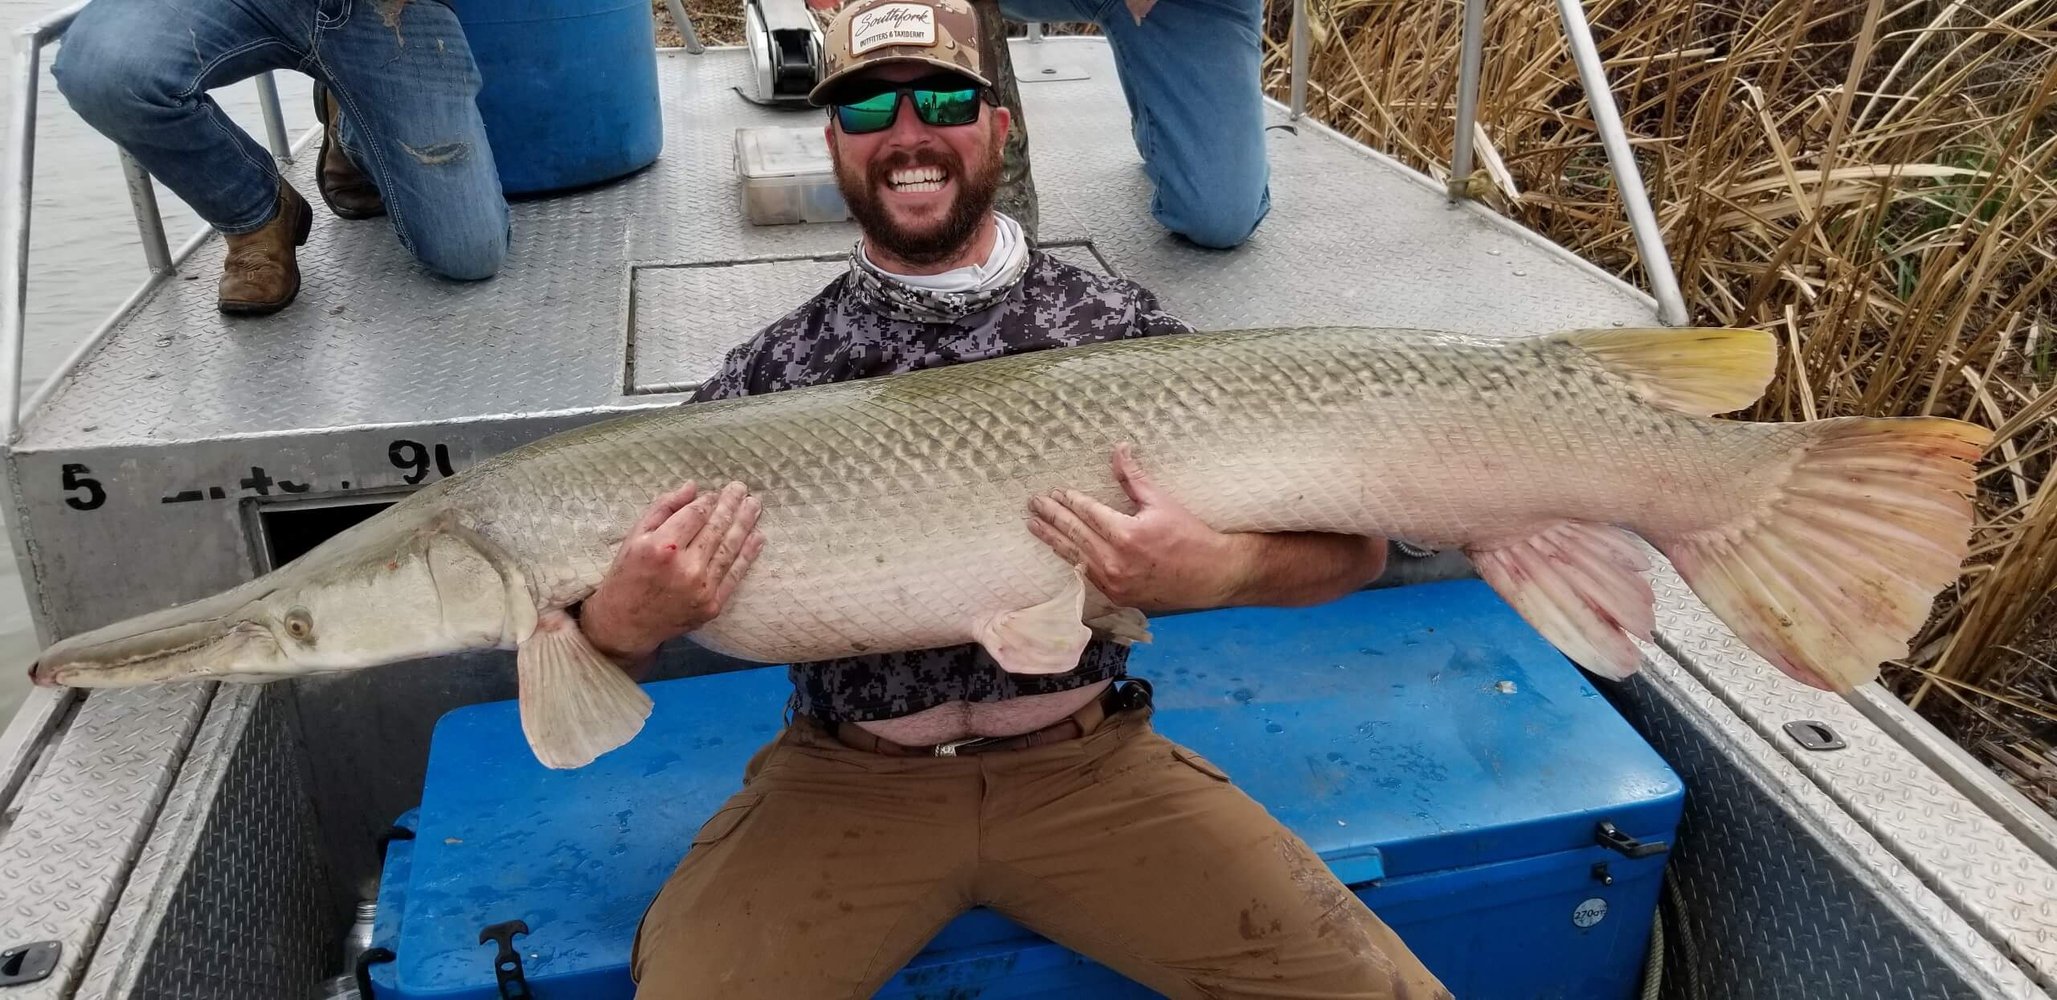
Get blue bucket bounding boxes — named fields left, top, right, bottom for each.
left=446, top=0, right=665, bottom=196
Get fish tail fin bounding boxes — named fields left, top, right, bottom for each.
left=1555, top=327, right=1777, bottom=416
left=1659, top=416, right=1989, bottom=691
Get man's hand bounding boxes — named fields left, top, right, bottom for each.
left=1027, top=443, right=1260, bottom=613
left=805, top=0, right=837, bottom=11
left=579, top=481, right=766, bottom=672
left=1028, top=444, right=1389, bottom=613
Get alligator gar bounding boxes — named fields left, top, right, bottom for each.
left=32, top=325, right=1990, bottom=768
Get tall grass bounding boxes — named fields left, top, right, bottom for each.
left=1254, top=0, right=2057, bottom=802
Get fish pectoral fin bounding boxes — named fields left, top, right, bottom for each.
left=1467, top=522, right=1656, bottom=680
left=515, top=610, right=654, bottom=769
left=975, top=570, right=1094, bottom=674
left=1556, top=327, right=1777, bottom=416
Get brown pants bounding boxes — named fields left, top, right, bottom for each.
left=631, top=700, right=1452, bottom=1000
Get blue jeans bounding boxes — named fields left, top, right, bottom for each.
left=52, top=0, right=509, bottom=280
left=998, top=0, right=1270, bottom=248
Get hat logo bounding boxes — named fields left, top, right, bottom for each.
left=850, top=3, right=937, bottom=55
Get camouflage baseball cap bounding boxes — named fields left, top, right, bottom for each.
left=808, top=0, right=993, bottom=106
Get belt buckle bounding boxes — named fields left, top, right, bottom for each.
left=932, top=736, right=992, bottom=757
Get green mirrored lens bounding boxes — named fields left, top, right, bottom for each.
left=835, top=91, right=900, bottom=133
left=912, top=88, right=980, bottom=126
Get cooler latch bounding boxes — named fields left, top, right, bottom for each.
left=1595, top=820, right=1669, bottom=859
left=479, top=920, right=535, bottom=999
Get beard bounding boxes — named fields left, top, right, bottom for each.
left=836, top=137, right=1002, bottom=267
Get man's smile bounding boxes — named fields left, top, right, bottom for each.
left=887, top=165, right=948, bottom=194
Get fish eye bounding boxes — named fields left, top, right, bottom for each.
left=283, top=607, right=315, bottom=642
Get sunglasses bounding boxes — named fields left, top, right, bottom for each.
left=831, top=77, right=988, bottom=135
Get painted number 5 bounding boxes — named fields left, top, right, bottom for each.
left=62, top=463, right=106, bottom=511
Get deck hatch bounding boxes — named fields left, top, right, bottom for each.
left=624, top=243, right=1110, bottom=396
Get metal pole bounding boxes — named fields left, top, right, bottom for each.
left=1, top=35, right=43, bottom=443
left=1449, top=0, right=1487, bottom=202
left=1553, top=0, right=1688, bottom=325
left=118, top=150, right=173, bottom=278
left=1026, top=22, right=1043, bottom=42
left=254, top=70, right=291, bottom=163
left=664, top=0, right=706, bottom=54
left=1289, top=0, right=1309, bottom=119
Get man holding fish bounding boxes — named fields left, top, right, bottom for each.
left=583, top=1, right=1452, bottom=995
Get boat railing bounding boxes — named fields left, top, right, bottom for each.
left=1286, top=0, right=1689, bottom=326
left=0, top=0, right=297, bottom=445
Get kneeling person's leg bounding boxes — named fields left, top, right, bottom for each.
left=1094, top=0, right=1270, bottom=248
left=314, top=0, right=509, bottom=280
left=51, top=0, right=299, bottom=235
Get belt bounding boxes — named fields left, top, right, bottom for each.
left=830, top=679, right=1151, bottom=757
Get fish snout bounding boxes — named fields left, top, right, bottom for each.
left=27, top=658, right=55, bottom=688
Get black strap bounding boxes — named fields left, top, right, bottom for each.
left=478, top=921, right=534, bottom=999
left=353, top=947, right=395, bottom=1000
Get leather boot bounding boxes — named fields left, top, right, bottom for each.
left=314, top=83, right=385, bottom=220
left=218, top=182, right=313, bottom=315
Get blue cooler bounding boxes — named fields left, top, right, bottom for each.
left=446, top=0, right=663, bottom=195
left=366, top=580, right=1684, bottom=998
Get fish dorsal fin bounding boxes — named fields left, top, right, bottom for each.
left=1556, top=327, right=1777, bottom=416
left=516, top=609, right=653, bottom=769
left=1467, top=521, right=1656, bottom=680
left=975, top=567, right=1094, bottom=674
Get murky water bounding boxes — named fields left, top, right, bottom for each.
left=0, top=0, right=319, bottom=725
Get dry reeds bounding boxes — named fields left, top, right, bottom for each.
left=1255, top=0, right=2056, bottom=807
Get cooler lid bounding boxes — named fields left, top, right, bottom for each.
left=1138, top=579, right=1684, bottom=882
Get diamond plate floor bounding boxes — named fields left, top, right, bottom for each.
left=17, top=38, right=1655, bottom=452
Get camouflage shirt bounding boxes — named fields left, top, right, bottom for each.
left=690, top=241, right=1192, bottom=723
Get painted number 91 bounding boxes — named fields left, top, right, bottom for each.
left=389, top=440, right=456, bottom=485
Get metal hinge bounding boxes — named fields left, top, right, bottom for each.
left=1595, top=820, right=1670, bottom=859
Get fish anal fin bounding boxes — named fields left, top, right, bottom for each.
left=516, top=610, right=653, bottom=769
left=976, top=568, right=1094, bottom=674
left=1468, top=522, right=1655, bottom=680
left=1557, top=327, right=1777, bottom=416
